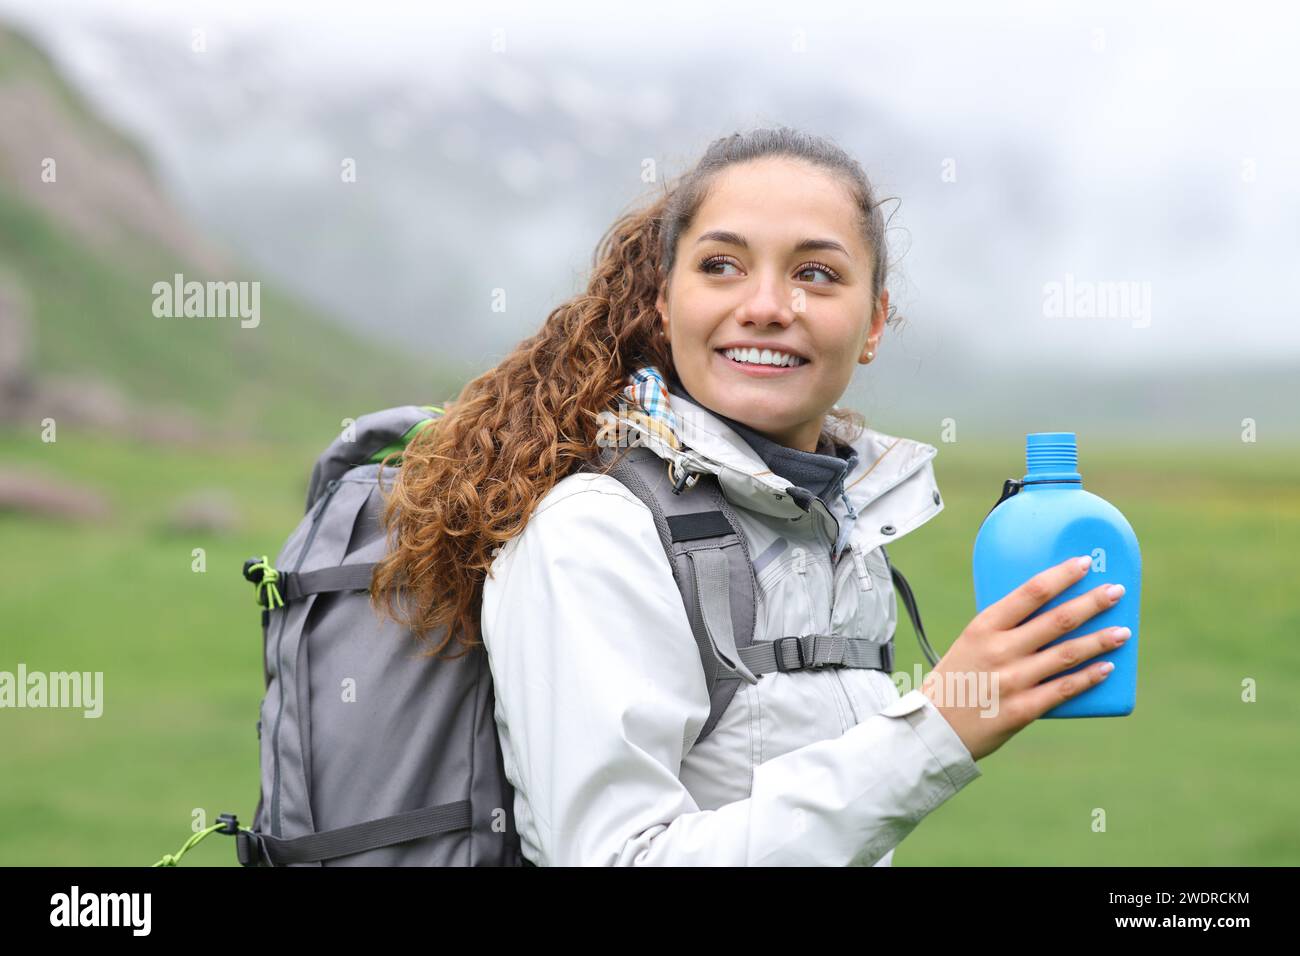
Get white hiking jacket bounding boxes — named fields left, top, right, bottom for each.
left=480, top=380, right=982, bottom=866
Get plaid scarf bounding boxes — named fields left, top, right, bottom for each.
left=620, top=365, right=682, bottom=452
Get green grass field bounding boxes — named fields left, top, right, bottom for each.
left=1, top=424, right=1297, bottom=866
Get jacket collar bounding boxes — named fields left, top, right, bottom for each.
left=665, top=376, right=859, bottom=506
left=616, top=366, right=941, bottom=525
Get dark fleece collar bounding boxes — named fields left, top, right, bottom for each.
left=664, top=373, right=859, bottom=506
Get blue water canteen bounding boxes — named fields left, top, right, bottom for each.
left=972, top=432, right=1140, bottom=718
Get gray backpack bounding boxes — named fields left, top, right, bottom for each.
left=229, top=404, right=935, bottom=866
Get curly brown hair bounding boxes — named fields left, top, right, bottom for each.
left=368, top=126, right=900, bottom=659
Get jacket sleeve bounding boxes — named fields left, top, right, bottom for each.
left=480, top=475, right=982, bottom=866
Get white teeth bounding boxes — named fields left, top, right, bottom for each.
left=722, top=347, right=806, bottom=367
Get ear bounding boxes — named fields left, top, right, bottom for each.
left=861, top=288, right=888, bottom=362
left=656, top=282, right=669, bottom=336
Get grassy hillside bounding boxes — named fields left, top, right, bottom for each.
left=0, top=24, right=460, bottom=448
left=2, top=432, right=1298, bottom=866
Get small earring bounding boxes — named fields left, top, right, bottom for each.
left=865, top=350, right=874, bottom=361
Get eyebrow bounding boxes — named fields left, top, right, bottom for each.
left=694, top=229, right=852, bottom=258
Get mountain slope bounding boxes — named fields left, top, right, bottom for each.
left=0, top=24, right=460, bottom=446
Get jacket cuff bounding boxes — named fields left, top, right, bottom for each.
left=879, top=689, right=982, bottom=797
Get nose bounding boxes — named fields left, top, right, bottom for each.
left=734, top=270, right=795, bottom=329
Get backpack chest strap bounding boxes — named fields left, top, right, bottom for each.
left=739, top=633, right=895, bottom=675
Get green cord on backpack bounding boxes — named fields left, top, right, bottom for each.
left=152, top=815, right=253, bottom=866
left=243, top=556, right=284, bottom=609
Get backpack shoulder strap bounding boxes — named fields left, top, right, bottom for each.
left=579, top=445, right=758, bottom=745
left=879, top=544, right=940, bottom=668
left=582, top=447, right=942, bottom=739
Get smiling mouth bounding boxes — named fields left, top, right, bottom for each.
left=714, top=347, right=810, bottom=369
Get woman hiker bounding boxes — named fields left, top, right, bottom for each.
left=371, top=126, right=1124, bottom=866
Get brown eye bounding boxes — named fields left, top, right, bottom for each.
left=699, top=255, right=741, bottom=276
left=796, top=262, right=840, bottom=283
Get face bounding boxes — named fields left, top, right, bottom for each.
left=655, top=156, right=887, bottom=453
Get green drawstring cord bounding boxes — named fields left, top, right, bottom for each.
left=152, top=822, right=256, bottom=867
left=246, top=555, right=284, bottom=609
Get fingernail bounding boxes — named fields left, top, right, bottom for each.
left=1105, top=584, right=1126, bottom=601
left=1111, top=626, right=1131, bottom=644
left=1075, top=556, right=1093, bottom=572
left=1099, top=662, right=1115, bottom=675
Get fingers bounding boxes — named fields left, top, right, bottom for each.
left=1012, top=624, right=1131, bottom=689
left=975, top=555, right=1092, bottom=634
left=1010, top=580, right=1126, bottom=653
left=1018, top=656, right=1115, bottom=721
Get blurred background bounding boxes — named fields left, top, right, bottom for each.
left=0, top=0, right=1296, bottom=866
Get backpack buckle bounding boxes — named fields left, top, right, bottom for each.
left=667, top=459, right=699, bottom=495
left=212, top=812, right=266, bottom=867
left=880, top=640, right=895, bottom=674
left=773, top=636, right=805, bottom=673
left=235, top=830, right=267, bottom=867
